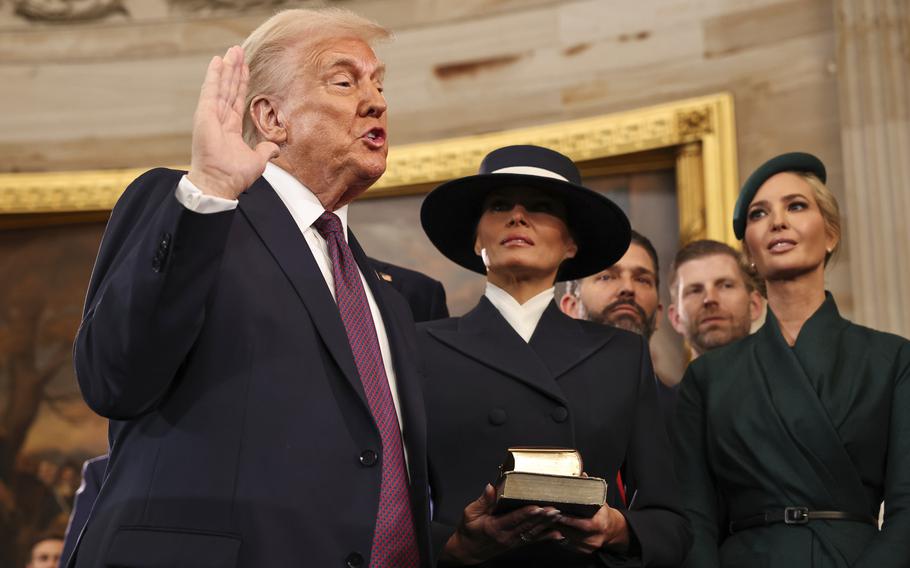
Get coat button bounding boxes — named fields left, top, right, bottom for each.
left=551, top=406, right=569, bottom=423
left=488, top=408, right=507, bottom=425
left=359, top=450, right=378, bottom=466
left=345, top=552, right=364, bottom=567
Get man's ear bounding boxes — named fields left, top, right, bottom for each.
left=559, top=293, right=580, bottom=318
left=748, top=291, right=764, bottom=322
left=667, top=303, right=685, bottom=335
left=653, top=303, right=664, bottom=332
left=249, top=95, right=287, bottom=144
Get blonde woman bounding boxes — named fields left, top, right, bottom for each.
left=673, top=152, right=910, bottom=567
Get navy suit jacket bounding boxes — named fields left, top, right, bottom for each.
left=60, top=455, right=107, bottom=568
left=70, top=169, right=432, bottom=567
left=368, top=258, right=449, bottom=323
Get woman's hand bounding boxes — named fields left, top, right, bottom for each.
left=554, top=503, right=630, bottom=555
left=440, top=484, right=563, bottom=566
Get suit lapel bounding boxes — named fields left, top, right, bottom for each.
left=427, top=297, right=567, bottom=404
left=529, top=302, right=615, bottom=379
left=350, top=231, right=426, bottom=442
left=238, top=178, right=366, bottom=407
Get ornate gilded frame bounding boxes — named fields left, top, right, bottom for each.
left=0, top=92, right=738, bottom=243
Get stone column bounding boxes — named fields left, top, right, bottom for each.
left=835, top=0, right=910, bottom=336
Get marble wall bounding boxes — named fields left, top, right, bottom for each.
left=1, top=0, right=861, bottom=310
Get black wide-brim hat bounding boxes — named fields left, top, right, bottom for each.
left=733, top=152, right=826, bottom=239
left=420, top=145, right=631, bottom=281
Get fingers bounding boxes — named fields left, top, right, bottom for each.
left=197, top=54, right=223, bottom=116
left=480, top=483, right=497, bottom=509
left=226, top=47, right=245, bottom=109
left=495, top=505, right=557, bottom=532
left=219, top=46, right=239, bottom=110
left=232, top=61, right=251, bottom=123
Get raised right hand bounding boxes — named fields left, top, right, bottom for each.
left=440, top=484, right=563, bottom=566
left=187, top=45, right=280, bottom=200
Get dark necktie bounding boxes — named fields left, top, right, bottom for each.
left=313, top=211, right=420, bottom=568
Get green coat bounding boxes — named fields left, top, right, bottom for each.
left=673, top=293, right=910, bottom=567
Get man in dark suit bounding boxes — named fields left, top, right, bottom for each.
left=70, top=8, right=430, bottom=568
left=58, top=456, right=106, bottom=568
left=557, top=231, right=677, bottom=418
left=60, top=258, right=446, bottom=565
left=369, top=258, right=449, bottom=322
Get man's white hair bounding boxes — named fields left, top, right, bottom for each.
left=240, top=8, right=391, bottom=146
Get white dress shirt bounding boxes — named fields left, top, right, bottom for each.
left=175, top=164, right=407, bottom=436
left=483, top=282, right=555, bottom=342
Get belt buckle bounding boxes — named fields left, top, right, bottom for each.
left=784, top=506, right=809, bottom=525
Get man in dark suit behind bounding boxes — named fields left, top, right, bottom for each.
left=369, top=258, right=449, bottom=322
left=557, top=231, right=676, bottom=418
left=69, top=8, right=430, bottom=568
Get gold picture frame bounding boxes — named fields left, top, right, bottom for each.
left=0, top=92, right=738, bottom=244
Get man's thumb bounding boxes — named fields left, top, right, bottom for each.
left=256, top=141, right=280, bottom=162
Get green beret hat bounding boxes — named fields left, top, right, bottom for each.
left=733, top=152, right=826, bottom=239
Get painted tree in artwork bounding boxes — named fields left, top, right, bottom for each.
left=0, top=224, right=103, bottom=479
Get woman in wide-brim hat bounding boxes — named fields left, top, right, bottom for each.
left=672, top=152, right=910, bottom=567
left=417, top=145, right=691, bottom=567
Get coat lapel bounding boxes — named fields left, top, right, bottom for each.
left=427, top=297, right=567, bottom=404
left=528, top=302, right=615, bottom=379
left=753, top=295, right=868, bottom=514
left=237, top=178, right=367, bottom=407
left=349, top=231, right=426, bottom=442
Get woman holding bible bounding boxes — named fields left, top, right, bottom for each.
left=417, top=145, right=690, bottom=567
left=672, top=152, right=910, bottom=567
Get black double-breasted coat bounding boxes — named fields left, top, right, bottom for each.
left=418, top=297, right=691, bottom=567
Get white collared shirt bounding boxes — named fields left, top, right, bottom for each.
left=175, top=165, right=407, bottom=437
left=483, top=282, right=555, bottom=342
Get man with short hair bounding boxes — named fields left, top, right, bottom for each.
left=71, top=8, right=429, bottom=567
left=26, top=534, right=63, bottom=568
left=667, top=239, right=763, bottom=358
left=558, top=230, right=662, bottom=340
left=558, top=231, right=676, bottom=417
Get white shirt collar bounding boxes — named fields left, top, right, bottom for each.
left=484, top=282, right=555, bottom=342
left=263, top=162, right=349, bottom=239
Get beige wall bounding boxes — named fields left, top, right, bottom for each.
left=0, top=0, right=854, bottom=312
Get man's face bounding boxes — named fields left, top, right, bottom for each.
left=27, top=538, right=63, bottom=568
left=565, top=243, right=661, bottom=338
left=669, top=253, right=761, bottom=355
left=274, top=36, right=387, bottom=206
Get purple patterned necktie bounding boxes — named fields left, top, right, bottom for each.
left=313, top=211, right=420, bottom=568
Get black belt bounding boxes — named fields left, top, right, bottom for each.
left=729, top=507, right=877, bottom=534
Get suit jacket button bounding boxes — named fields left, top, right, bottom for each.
left=359, top=450, right=378, bottom=466
left=345, top=552, right=364, bottom=567
left=551, top=406, right=569, bottom=423
left=488, top=408, right=507, bottom=425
